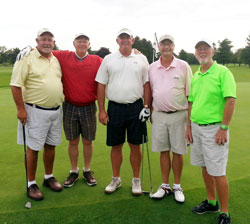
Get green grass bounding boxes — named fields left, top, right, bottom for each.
left=0, top=66, right=13, bottom=87
left=0, top=65, right=250, bottom=224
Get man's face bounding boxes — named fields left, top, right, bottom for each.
left=195, top=43, right=214, bottom=65
left=116, top=34, right=134, bottom=50
left=73, top=37, right=90, bottom=54
left=159, top=39, right=174, bottom=57
left=36, top=33, right=55, bottom=55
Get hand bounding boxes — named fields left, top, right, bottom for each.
left=99, top=110, right=109, bottom=125
left=16, top=46, right=32, bottom=61
left=185, top=126, right=193, bottom=144
left=17, top=108, right=27, bottom=125
left=139, top=108, right=150, bottom=122
left=133, top=48, right=141, bottom=55
left=215, top=128, right=228, bottom=145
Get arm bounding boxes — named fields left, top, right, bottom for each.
left=143, top=82, right=152, bottom=107
left=215, top=97, right=236, bottom=145
left=11, top=86, right=27, bottom=124
left=97, top=83, right=109, bottom=125
left=185, top=101, right=193, bottom=144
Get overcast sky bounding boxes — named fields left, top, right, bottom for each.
left=1, top=0, right=250, bottom=55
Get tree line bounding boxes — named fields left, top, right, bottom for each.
left=1, top=33, right=250, bottom=67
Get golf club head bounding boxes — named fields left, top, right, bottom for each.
left=25, top=201, right=32, bottom=209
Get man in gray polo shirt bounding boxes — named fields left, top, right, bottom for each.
left=95, top=28, right=150, bottom=196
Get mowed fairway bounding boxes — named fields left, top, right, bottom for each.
left=0, top=65, right=250, bottom=224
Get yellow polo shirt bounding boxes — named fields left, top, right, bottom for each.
left=10, top=48, right=64, bottom=107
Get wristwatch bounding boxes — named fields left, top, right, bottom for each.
left=220, top=124, right=229, bottom=130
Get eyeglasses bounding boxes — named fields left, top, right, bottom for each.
left=196, top=47, right=211, bottom=52
left=160, top=42, right=173, bottom=47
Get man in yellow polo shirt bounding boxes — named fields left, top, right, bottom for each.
left=10, top=28, right=64, bottom=201
left=186, top=39, right=236, bottom=224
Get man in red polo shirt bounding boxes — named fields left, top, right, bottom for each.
left=17, top=33, right=103, bottom=187
left=54, top=33, right=102, bottom=187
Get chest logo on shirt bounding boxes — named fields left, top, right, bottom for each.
left=134, top=61, right=138, bottom=64
left=173, top=76, right=179, bottom=79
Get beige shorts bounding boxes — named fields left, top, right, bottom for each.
left=151, top=110, right=188, bottom=154
left=17, top=104, right=62, bottom=151
left=190, top=122, right=229, bottom=176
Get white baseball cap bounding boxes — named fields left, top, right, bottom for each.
left=117, top=28, right=133, bottom=37
left=37, top=28, right=54, bottom=37
left=74, top=33, right=89, bottom=40
left=195, top=39, right=213, bottom=49
left=159, top=34, right=174, bottom=44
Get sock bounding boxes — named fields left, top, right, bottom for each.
left=208, top=199, right=217, bottom=206
left=220, top=212, right=229, bottom=216
left=83, top=167, right=90, bottom=172
left=161, top=183, right=170, bottom=188
left=112, top=176, right=121, bottom=181
left=70, top=167, right=79, bottom=173
left=173, top=184, right=181, bottom=189
left=44, top=174, right=53, bottom=180
left=28, top=180, right=36, bottom=188
left=133, top=177, right=140, bottom=181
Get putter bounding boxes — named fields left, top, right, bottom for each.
left=23, top=124, right=31, bottom=209
left=141, top=122, right=153, bottom=198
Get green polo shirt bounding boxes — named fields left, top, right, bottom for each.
left=188, top=61, right=236, bottom=124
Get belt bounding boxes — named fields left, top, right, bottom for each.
left=26, top=103, right=60, bottom=111
left=109, top=98, right=142, bottom=106
left=159, top=110, right=178, bottom=114
left=197, top=122, right=220, bottom=126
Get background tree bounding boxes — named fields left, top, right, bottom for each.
left=240, top=33, right=250, bottom=68
left=232, top=48, right=243, bottom=66
left=216, top=39, right=233, bottom=65
left=53, top=44, right=59, bottom=50
left=132, top=36, right=154, bottom=63
left=95, top=47, right=111, bottom=58
left=178, top=49, right=198, bottom=65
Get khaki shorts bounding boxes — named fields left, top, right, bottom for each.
left=190, top=122, right=229, bottom=176
left=151, top=110, right=188, bottom=154
left=17, top=104, right=62, bottom=151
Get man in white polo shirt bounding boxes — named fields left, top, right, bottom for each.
left=95, top=28, right=150, bottom=196
left=149, top=34, right=192, bottom=202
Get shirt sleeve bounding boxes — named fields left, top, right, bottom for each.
left=188, top=78, right=194, bottom=102
left=141, top=55, right=149, bottom=84
left=185, top=64, right=193, bottom=96
left=10, top=58, right=29, bottom=87
left=221, top=68, right=237, bottom=98
left=95, top=57, right=109, bottom=85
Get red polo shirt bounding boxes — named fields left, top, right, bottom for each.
left=53, top=51, right=102, bottom=106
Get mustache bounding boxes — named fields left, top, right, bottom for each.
left=42, top=45, right=52, bottom=48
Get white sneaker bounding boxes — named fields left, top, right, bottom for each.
left=173, top=187, right=185, bottom=203
left=151, top=185, right=172, bottom=199
left=105, top=177, right=122, bottom=194
left=132, top=178, right=142, bottom=196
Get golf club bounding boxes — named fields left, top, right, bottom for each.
left=23, top=124, right=31, bottom=209
left=141, top=121, right=153, bottom=198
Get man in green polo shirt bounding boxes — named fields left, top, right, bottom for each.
left=186, top=39, right=236, bottom=224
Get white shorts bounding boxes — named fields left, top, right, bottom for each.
left=17, top=104, right=62, bottom=151
left=151, top=110, right=188, bottom=154
left=190, top=122, right=229, bottom=176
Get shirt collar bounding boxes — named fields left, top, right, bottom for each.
left=197, top=61, right=217, bottom=76
left=117, top=50, right=135, bottom=58
left=157, top=56, right=177, bottom=69
left=34, top=47, right=54, bottom=60
left=75, top=52, right=88, bottom=60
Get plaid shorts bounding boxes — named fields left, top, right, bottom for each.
left=63, top=101, right=97, bottom=141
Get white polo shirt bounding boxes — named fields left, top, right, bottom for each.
left=95, top=50, right=149, bottom=104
